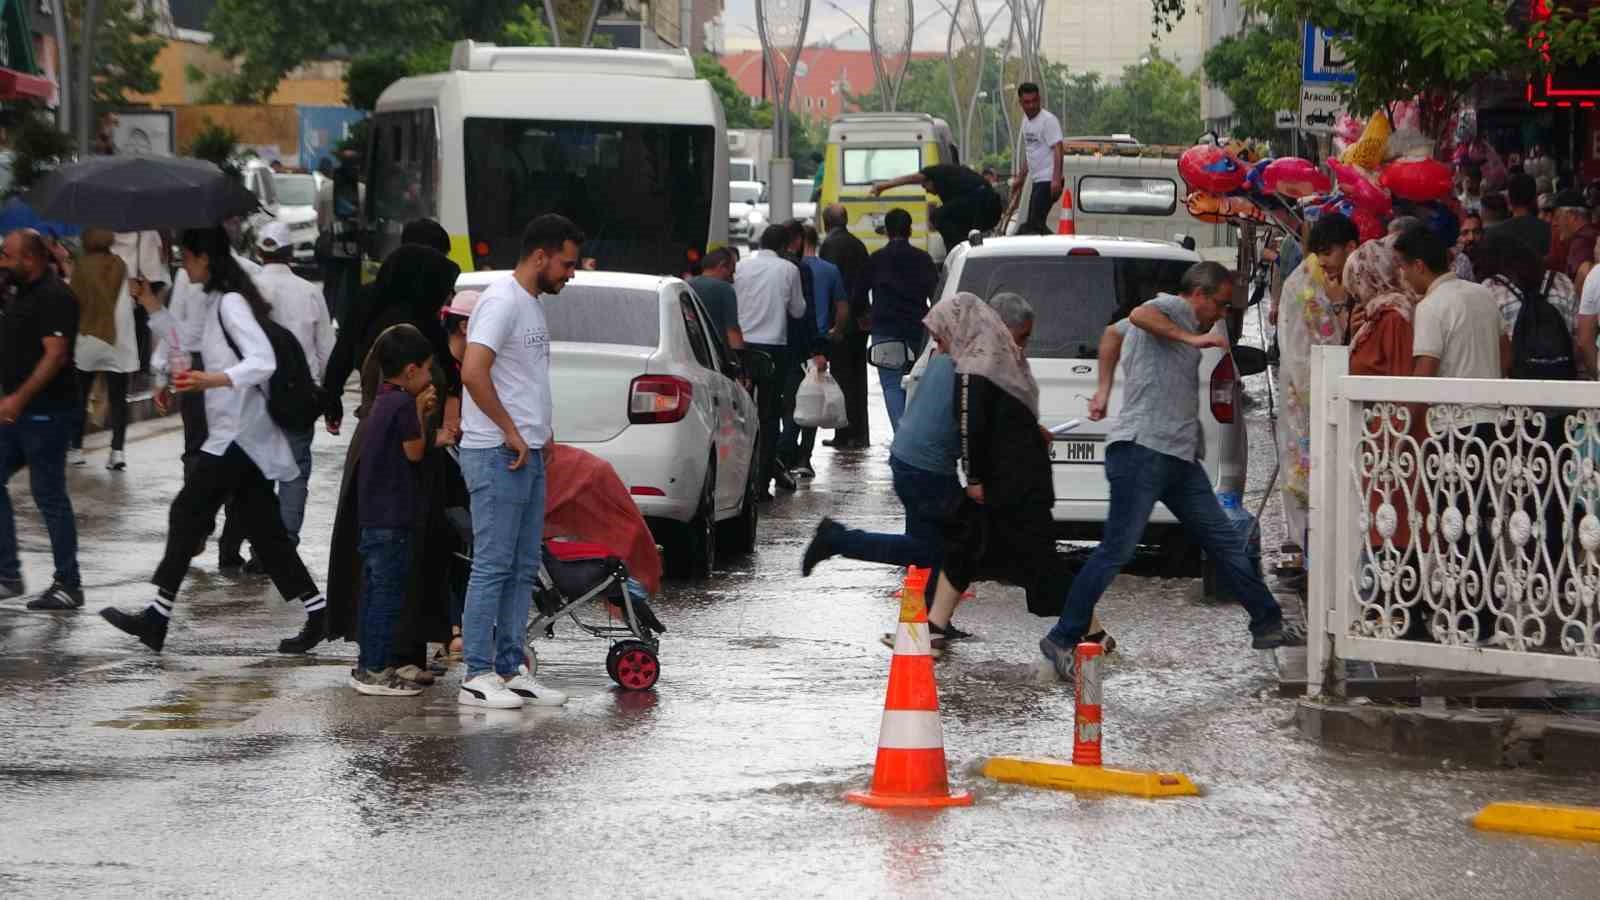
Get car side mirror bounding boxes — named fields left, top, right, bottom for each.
left=869, top=339, right=910, bottom=371
left=1233, top=345, right=1268, bottom=377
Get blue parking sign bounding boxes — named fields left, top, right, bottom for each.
left=1302, top=24, right=1355, bottom=84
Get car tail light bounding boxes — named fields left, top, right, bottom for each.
left=629, top=375, right=693, bottom=424
left=1067, top=247, right=1099, bottom=256
left=1210, top=353, right=1236, bottom=423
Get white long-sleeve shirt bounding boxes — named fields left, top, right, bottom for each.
left=200, top=291, right=297, bottom=481
left=733, top=249, right=805, bottom=345
left=148, top=254, right=265, bottom=371
left=256, top=263, right=334, bottom=385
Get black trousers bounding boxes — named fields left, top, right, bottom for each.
left=935, top=189, right=1004, bottom=251
left=152, top=443, right=318, bottom=604
left=74, top=370, right=129, bottom=452
left=179, top=353, right=208, bottom=463
left=1019, top=181, right=1057, bottom=235
left=747, top=343, right=789, bottom=491
left=831, top=332, right=870, bottom=446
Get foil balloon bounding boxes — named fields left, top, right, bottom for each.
left=1245, top=157, right=1272, bottom=193
left=1327, top=159, right=1392, bottom=218
left=1380, top=157, right=1453, bottom=202
left=1178, top=145, right=1247, bottom=193
left=1350, top=208, right=1385, bottom=244
left=1262, top=158, right=1330, bottom=198
left=1185, top=191, right=1264, bottom=224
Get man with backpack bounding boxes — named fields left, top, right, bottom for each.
left=217, top=222, right=335, bottom=572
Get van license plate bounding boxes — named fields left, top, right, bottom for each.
left=1052, top=440, right=1103, bottom=464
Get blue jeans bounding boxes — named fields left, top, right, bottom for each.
left=831, top=456, right=960, bottom=568
left=0, top=412, right=79, bottom=590
left=278, top=427, right=315, bottom=545
left=872, top=333, right=924, bottom=433
left=1046, top=441, right=1283, bottom=648
left=459, top=445, right=546, bottom=679
left=357, top=527, right=412, bottom=671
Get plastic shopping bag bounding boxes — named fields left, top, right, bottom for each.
left=818, top=369, right=849, bottom=429
left=793, top=364, right=828, bottom=428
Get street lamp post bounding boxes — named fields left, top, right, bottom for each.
left=756, top=0, right=812, bottom=225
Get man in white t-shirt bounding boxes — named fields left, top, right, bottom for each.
left=1575, top=265, right=1600, bottom=377
left=1396, top=224, right=1507, bottom=424
left=456, top=214, right=584, bottom=710
left=1012, top=82, right=1064, bottom=235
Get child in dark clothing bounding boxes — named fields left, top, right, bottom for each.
left=350, top=328, right=437, bottom=696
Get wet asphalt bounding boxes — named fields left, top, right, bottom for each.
left=3, top=372, right=1600, bottom=897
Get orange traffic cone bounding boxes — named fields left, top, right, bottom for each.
left=846, top=568, right=973, bottom=809
left=1057, top=187, right=1076, bottom=235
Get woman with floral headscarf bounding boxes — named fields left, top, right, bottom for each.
left=1344, top=236, right=1429, bottom=597
left=910, top=292, right=1111, bottom=656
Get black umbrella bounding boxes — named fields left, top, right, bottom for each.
left=23, top=155, right=260, bottom=231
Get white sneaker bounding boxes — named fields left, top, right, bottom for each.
left=505, top=665, right=568, bottom=706
left=67, top=448, right=87, bottom=467
left=106, top=450, right=126, bottom=471
left=458, top=672, right=525, bottom=709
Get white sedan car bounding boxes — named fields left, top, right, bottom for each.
left=456, top=270, right=760, bottom=577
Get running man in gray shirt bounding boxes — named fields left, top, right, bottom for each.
left=1039, top=261, right=1298, bottom=680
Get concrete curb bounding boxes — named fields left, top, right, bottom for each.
left=1296, top=700, right=1600, bottom=771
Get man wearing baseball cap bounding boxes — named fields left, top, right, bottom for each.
left=216, top=221, right=336, bottom=571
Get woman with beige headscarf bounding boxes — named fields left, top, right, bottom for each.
left=69, top=228, right=139, bottom=470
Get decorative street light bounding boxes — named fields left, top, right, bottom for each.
left=868, top=0, right=913, bottom=111
left=756, top=0, right=812, bottom=224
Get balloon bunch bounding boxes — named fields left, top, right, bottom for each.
left=1177, top=112, right=1458, bottom=243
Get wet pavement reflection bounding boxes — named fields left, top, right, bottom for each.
left=3, top=376, right=1599, bottom=896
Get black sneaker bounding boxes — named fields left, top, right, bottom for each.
left=100, top=606, right=168, bottom=652
left=241, top=557, right=267, bottom=576
left=278, top=609, right=326, bottom=654
left=1085, top=629, right=1118, bottom=655
left=26, top=583, right=84, bottom=610
left=1251, top=623, right=1307, bottom=650
left=218, top=552, right=246, bottom=573
left=774, top=468, right=798, bottom=492
left=794, top=464, right=816, bottom=479
left=801, top=518, right=839, bottom=576
left=0, top=577, right=23, bottom=601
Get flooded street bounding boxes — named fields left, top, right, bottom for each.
left=3, top=376, right=1599, bottom=897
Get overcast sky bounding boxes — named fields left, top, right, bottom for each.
left=720, top=0, right=1016, bottom=53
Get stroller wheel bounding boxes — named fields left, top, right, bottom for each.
left=608, top=640, right=659, bottom=691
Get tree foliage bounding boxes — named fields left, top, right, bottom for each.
left=185, top=119, right=244, bottom=178
left=65, top=0, right=166, bottom=109
left=10, top=104, right=75, bottom=194
left=1202, top=20, right=1299, bottom=140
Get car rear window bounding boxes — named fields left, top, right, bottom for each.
left=542, top=286, right=660, bottom=347
left=955, top=255, right=1193, bottom=359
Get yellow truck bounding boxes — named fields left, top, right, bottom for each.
left=818, top=112, right=959, bottom=260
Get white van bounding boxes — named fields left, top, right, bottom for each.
left=368, top=41, right=728, bottom=275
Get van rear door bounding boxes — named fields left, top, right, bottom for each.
left=829, top=143, right=931, bottom=254
left=952, top=251, right=1194, bottom=505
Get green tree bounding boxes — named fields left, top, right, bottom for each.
left=1070, top=50, right=1201, bottom=146
left=9, top=104, right=75, bottom=194
left=65, top=0, right=166, bottom=108
left=1202, top=20, right=1299, bottom=140
left=1246, top=0, right=1600, bottom=152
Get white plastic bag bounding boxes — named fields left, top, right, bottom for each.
left=818, top=369, right=849, bottom=429
left=793, top=364, right=828, bottom=428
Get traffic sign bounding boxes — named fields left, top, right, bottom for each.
left=1299, top=84, right=1347, bottom=134
left=1275, top=110, right=1297, bottom=129
left=1302, top=24, right=1354, bottom=85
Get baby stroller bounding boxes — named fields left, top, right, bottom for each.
left=446, top=509, right=668, bottom=691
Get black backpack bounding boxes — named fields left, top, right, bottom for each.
left=217, top=301, right=323, bottom=432
left=1508, top=272, right=1577, bottom=381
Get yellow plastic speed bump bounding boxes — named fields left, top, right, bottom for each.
left=982, top=756, right=1199, bottom=799
left=1473, top=802, right=1600, bottom=843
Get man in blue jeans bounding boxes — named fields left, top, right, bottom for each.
left=456, top=214, right=584, bottom=710
left=1040, top=261, right=1299, bottom=680
left=866, top=208, right=938, bottom=431
left=0, top=229, right=83, bottom=611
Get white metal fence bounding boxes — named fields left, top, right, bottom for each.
left=1307, top=347, right=1600, bottom=697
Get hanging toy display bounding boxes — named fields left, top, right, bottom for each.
left=1178, top=145, right=1247, bottom=194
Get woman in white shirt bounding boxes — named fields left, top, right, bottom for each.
left=101, top=226, right=327, bottom=655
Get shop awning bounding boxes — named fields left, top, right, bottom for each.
left=0, top=68, right=54, bottom=102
